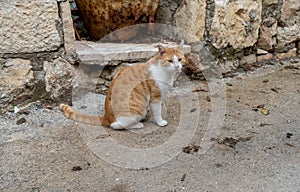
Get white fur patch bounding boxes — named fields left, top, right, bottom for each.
left=111, top=115, right=143, bottom=129
left=150, top=102, right=168, bottom=126
left=173, top=55, right=182, bottom=71
left=149, top=61, right=175, bottom=98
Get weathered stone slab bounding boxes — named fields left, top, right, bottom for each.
left=173, top=0, right=206, bottom=42
left=0, top=0, right=62, bottom=54
left=210, top=0, right=262, bottom=49
left=75, top=41, right=191, bottom=65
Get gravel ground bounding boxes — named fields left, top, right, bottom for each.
left=1, top=59, right=300, bottom=192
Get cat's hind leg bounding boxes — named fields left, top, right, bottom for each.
left=111, top=115, right=144, bottom=129
left=150, top=101, right=168, bottom=127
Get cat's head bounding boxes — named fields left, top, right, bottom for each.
left=156, top=42, right=186, bottom=72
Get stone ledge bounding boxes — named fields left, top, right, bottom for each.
left=75, top=41, right=191, bottom=65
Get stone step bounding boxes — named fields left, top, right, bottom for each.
left=75, top=41, right=191, bottom=65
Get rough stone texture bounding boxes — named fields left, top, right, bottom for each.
left=75, top=41, right=191, bottom=65
left=257, top=53, right=274, bottom=62
left=44, top=58, right=75, bottom=104
left=173, top=0, right=206, bottom=42
left=0, top=0, right=62, bottom=54
left=210, top=0, right=262, bottom=49
left=240, top=54, right=257, bottom=65
left=276, top=0, right=300, bottom=51
left=183, top=53, right=201, bottom=74
left=219, top=60, right=240, bottom=74
left=263, top=0, right=279, bottom=5
left=156, top=0, right=182, bottom=25
left=0, top=59, right=34, bottom=112
left=261, top=1, right=281, bottom=27
left=277, top=26, right=300, bottom=51
left=74, top=0, right=160, bottom=40
left=280, top=0, right=300, bottom=26
left=257, top=25, right=273, bottom=50
left=59, top=1, right=77, bottom=63
left=276, top=48, right=297, bottom=60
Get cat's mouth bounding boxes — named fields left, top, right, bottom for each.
left=175, top=64, right=182, bottom=71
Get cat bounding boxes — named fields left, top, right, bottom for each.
left=60, top=41, right=185, bottom=129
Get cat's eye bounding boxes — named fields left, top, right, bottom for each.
left=178, top=58, right=182, bottom=62
left=168, top=60, right=173, bottom=63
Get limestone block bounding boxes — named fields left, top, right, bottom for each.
left=210, top=0, right=262, bottom=49
left=173, top=0, right=206, bottom=42
left=0, top=0, right=62, bottom=54
left=44, top=58, right=75, bottom=104
left=0, top=59, right=34, bottom=112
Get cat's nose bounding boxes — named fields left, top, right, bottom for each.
left=175, top=63, right=182, bottom=70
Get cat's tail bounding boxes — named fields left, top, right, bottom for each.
left=59, top=104, right=104, bottom=126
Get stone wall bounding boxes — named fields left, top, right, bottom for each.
left=0, top=0, right=76, bottom=113
left=0, top=0, right=299, bottom=113
left=169, top=0, right=299, bottom=60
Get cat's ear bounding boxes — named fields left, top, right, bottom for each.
left=177, top=40, right=184, bottom=51
left=157, top=44, right=166, bottom=55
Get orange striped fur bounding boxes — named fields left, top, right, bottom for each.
left=60, top=42, right=185, bottom=129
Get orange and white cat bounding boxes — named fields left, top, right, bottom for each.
left=60, top=42, right=185, bottom=129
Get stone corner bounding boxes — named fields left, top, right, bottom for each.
left=59, top=0, right=78, bottom=64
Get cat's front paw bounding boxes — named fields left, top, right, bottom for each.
left=157, top=120, right=168, bottom=127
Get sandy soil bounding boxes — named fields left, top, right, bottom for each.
left=1, top=59, right=300, bottom=192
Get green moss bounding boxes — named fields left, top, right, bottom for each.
left=210, top=46, right=240, bottom=62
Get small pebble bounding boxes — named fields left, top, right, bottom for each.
left=71, top=166, right=82, bottom=171
left=286, top=133, right=293, bottom=138
left=190, top=108, right=197, bottom=113
left=16, top=117, right=26, bottom=125
left=206, top=96, right=211, bottom=102
left=181, top=173, right=186, bottom=181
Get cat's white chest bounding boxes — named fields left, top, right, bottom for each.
left=149, top=64, right=175, bottom=98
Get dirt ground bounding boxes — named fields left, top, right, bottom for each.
left=1, top=59, right=300, bottom=192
